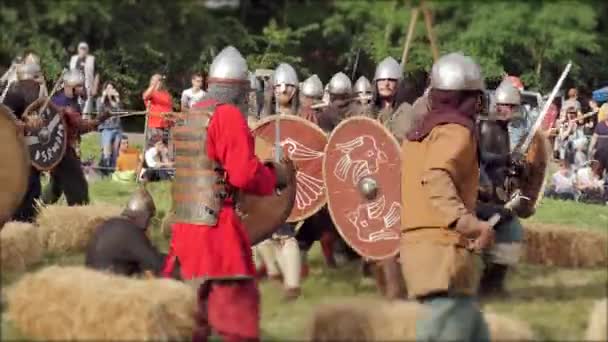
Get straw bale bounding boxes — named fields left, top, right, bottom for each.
left=585, top=298, right=607, bottom=341
left=308, top=299, right=536, bottom=341
left=523, top=223, right=608, bottom=268
left=36, top=204, right=122, bottom=253
left=5, top=265, right=196, bottom=341
left=0, top=221, right=43, bottom=273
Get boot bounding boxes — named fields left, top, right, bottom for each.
left=479, top=263, right=509, bottom=298
left=319, top=230, right=337, bottom=268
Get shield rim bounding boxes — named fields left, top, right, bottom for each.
left=23, top=97, right=68, bottom=171
left=322, top=115, right=401, bottom=260
left=0, top=104, right=30, bottom=224
left=252, top=114, right=328, bottom=223
left=530, top=130, right=551, bottom=209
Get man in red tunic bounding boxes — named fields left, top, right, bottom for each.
left=162, top=46, right=292, bottom=342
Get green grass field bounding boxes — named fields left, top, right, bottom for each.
left=1, top=134, right=607, bottom=341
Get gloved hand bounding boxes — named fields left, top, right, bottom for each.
left=272, top=156, right=296, bottom=191
left=509, top=151, right=526, bottom=176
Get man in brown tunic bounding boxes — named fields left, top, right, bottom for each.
left=401, top=52, right=494, bottom=341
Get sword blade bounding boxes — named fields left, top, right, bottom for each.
left=518, top=61, right=572, bottom=154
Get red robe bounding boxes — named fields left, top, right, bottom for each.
left=162, top=99, right=276, bottom=340
left=164, top=99, right=276, bottom=279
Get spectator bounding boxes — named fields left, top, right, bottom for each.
left=69, top=42, right=96, bottom=116
left=180, top=73, right=206, bottom=110
left=561, top=87, right=581, bottom=117
left=142, top=136, right=173, bottom=182
left=573, top=138, right=588, bottom=170
left=142, top=74, right=173, bottom=147
left=97, top=81, right=123, bottom=170
left=112, top=136, right=141, bottom=183
left=589, top=110, right=608, bottom=172
left=575, top=160, right=606, bottom=204
left=556, top=108, right=586, bottom=162
left=584, top=99, right=600, bottom=136
left=545, top=160, right=577, bottom=200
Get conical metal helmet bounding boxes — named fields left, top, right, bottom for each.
left=495, top=78, right=521, bottom=105
left=328, top=72, right=352, bottom=95
left=273, top=63, right=298, bottom=87
left=374, top=56, right=402, bottom=81
left=16, top=62, right=41, bottom=81
left=354, top=76, right=372, bottom=94
left=63, top=69, right=84, bottom=87
left=123, top=187, right=156, bottom=220
left=430, top=52, right=485, bottom=91
left=209, top=46, right=248, bottom=81
left=301, top=74, right=324, bottom=98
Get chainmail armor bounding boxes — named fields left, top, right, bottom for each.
left=202, top=82, right=249, bottom=116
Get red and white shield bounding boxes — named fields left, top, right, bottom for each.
left=252, top=115, right=328, bottom=222
left=323, top=116, right=401, bottom=260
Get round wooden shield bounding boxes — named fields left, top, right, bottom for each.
left=323, top=116, right=401, bottom=260
left=252, top=115, right=328, bottom=222
left=23, top=97, right=67, bottom=171
left=236, top=158, right=297, bottom=245
left=0, top=104, right=30, bottom=226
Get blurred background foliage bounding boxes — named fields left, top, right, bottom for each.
left=1, top=0, right=607, bottom=109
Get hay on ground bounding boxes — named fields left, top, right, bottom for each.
left=308, top=299, right=536, bottom=341
left=585, top=298, right=607, bottom=341
left=6, top=265, right=196, bottom=341
left=523, top=223, right=608, bottom=268
left=0, top=221, right=43, bottom=273
left=36, top=204, right=122, bottom=253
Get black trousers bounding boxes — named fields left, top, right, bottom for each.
left=12, top=166, right=41, bottom=222
left=42, top=147, right=90, bottom=206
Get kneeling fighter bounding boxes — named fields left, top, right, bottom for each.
left=85, top=187, right=179, bottom=278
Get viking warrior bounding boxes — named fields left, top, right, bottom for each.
left=476, top=79, right=529, bottom=296
left=372, top=57, right=402, bottom=124
left=248, top=72, right=263, bottom=119
left=69, top=42, right=96, bottom=115
left=347, top=76, right=373, bottom=118
left=255, top=62, right=304, bottom=300
left=85, top=187, right=179, bottom=278
left=401, top=52, right=494, bottom=340
left=2, top=61, right=46, bottom=222
left=317, top=72, right=352, bottom=132
left=160, top=46, right=293, bottom=342
left=42, top=69, right=110, bottom=206
left=297, top=74, right=323, bottom=123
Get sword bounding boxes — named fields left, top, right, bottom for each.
left=517, top=61, right=572, bottom=155
left=35, top=68, right=68, bottom=119
left=274, top=116, right=282, bottom=162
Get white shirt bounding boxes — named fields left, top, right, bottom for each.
left=144, top=147, right=160, bottom=168
left=181, top=88, right=206, bottom=109
left=552, top=171, right=575, bottom=193
left=576, top=167, right=603, bottom=189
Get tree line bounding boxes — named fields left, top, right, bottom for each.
left=1, top=0, right=606, bottom=109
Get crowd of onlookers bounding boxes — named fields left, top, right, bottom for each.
left=544, top=88, right=608, bottom=205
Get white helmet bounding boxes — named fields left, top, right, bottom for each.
left=208, top=46, right=248, bottom=81
left=373, top=56, right=402, bottom=81
left=354, top=76, right=372, bottom=94
left=16, top=62, right=41, bottom=81
left=328, top=72, right=352, bottom=95
left=495, top=78, right=521, bottom=105
left=301, top=74, right=324, bottom=98
left=430, top=52, right=485, bottom=91
left=273, top=63, right=298, bottom=87
left=63, top=69, right=84, bottom=87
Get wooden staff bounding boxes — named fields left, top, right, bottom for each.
left=400, top=7, right=419, bottom=69
left=421, top=3, right=439, bottom=62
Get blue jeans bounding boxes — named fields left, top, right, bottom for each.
left=100, top=128, right=122, bottom=168
left=416, top=296, right=490, bottom=342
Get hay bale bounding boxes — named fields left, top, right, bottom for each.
left=484, top=311, right=536, bottom=341
left=6, top=265, right=196, bottom=341
left=523, top=223, right=608, bottom=268
left=36, top=204, right=122, bottom=253
left=308, top=299, right=536, bottom=341
left=585, top=298, right=607, bottom=341
left=0, top=222, right=43, bottom=273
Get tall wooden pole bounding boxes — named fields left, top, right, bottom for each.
left=400, top=7, right=419, bottom=70
left=421, top=3, right=439, bottom=62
